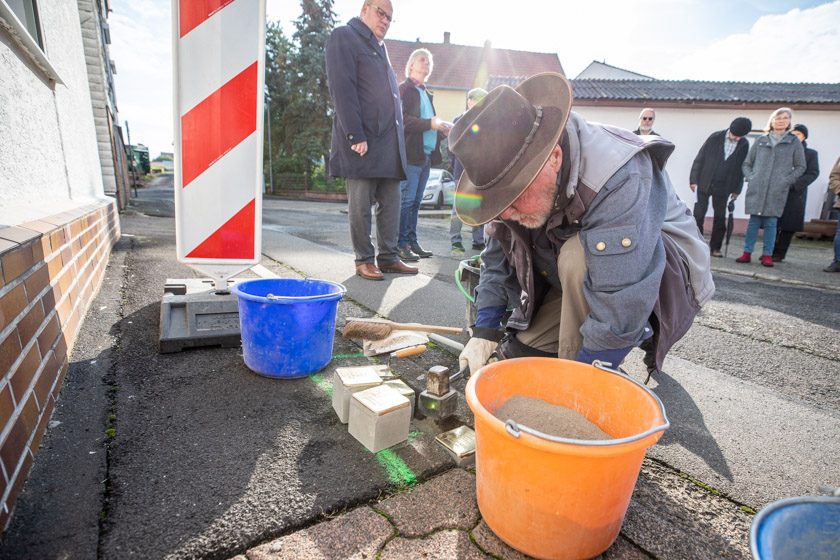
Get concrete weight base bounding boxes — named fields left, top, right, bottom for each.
left=159, top=278, right=242, bottom=353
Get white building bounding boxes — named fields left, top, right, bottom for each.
left=571, top=62, right=840, bottom=229
left=0, top=0, right=122, bottom=527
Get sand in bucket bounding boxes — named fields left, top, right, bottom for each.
left=494, top=395, right=611, bottom=440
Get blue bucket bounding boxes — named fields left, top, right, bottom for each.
left=750, top=496, right=840, bottom=559
left=232, top=278, right=346, bottom=378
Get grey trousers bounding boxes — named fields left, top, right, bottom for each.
left=516, top=234, right=589, bottom=359
left=449, top=206, right=485, bottom=245
left=346, top=177, right=401, bottom=265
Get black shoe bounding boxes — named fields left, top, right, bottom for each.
left=409, top=242, right=433, bottom=258
left=771, top=254, right=784, bottom=262
left=397, top=246, right=420, bottom=262
left=824, top=262, right=840, bottom=273
left=471, top=242, right=485, bottom=250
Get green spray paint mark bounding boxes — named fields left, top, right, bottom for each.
left=375, top=449, right=417, bottom=486
left=331, top=352, right=366, bottom=360
left=408, top=430, right=422, bottom=441
left=309, top=373, right=333, bottom=396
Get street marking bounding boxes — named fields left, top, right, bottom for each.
left=331, top=352, right=366, bottom=360
left=309, top=373, right=332, bottom=396
left=375, top=449, right=417, bottom=486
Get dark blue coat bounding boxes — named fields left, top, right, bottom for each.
left=325, top=18, right=407, bottom=180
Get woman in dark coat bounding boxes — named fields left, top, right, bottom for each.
left=736, top=107, right=806, bottom=267
left=773, top=124, right=819, bottom=261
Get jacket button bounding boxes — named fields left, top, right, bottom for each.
left=621, top=238, right=632, bottom=248
left=596, top=241, right=606, bottom=251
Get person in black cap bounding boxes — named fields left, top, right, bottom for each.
left=450, top=73, right=714, bottom=377
left=689, top=117, right=752, bottom=257
left=773, top=124, right=820, bottom=261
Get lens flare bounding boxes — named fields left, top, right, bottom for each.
left=454, top=191, right=482, bottom=210
left=470, top=124, right=480, bottom=135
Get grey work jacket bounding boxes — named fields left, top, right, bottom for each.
left=476, top=113, right=714, bottom=369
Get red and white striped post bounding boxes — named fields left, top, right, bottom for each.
left=172, top=0, right=266, bottom=289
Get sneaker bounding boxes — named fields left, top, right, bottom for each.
left=710, top=250, right=723, bottom=258
left=451, top=242, right=465, bottom=255
left=771, top=254, right=784, bottom=262
left=397, top=246, right=420, bottom=262
left=472, top=242, right=486, bottom=250
left=735, top=252, right=751, bottom=264
left=824, top=262, right=840, bottom=273
left=760, top=255, right=774, bottom=267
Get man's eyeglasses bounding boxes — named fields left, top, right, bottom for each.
left=641, top=116, right=654, bottom=121
left=367, top=3, right=394, bottom=23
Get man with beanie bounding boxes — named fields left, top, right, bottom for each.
left=449, top=73, right=714, bottom=378
left=689, top=117, right=752, bottom=257
left=773, top=124, right=819, bottom=261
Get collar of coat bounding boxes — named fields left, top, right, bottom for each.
left=348, top=17, right=381, bottom=47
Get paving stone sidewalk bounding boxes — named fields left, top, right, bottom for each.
left=233, top=465, right=751, bottom=560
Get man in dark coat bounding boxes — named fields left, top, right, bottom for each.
left=773, top=124, right=819, bottom=261
left=325, top=0, right=417, bottom=281
left=689, top=117, right=752, bottom=257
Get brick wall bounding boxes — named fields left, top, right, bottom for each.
left=0, top=200, right=120, bottom=529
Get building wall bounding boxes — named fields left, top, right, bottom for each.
left=0, top=1, right=104, bottom=222
left=0, top=1, right=120, bottom=527
left=573, top=105, right=840, bottom=223
left=78, top=0, right=118, bottom=197
left=0, top=202, right=119, bottom=530
left=431, top=89, right=468, bottom=123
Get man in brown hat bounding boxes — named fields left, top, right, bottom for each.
left=450, top=73, right=714, bottom=376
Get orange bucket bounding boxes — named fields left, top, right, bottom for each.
left=465, top=358, right=669, bottom=560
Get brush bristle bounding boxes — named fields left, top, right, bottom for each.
left=342, top=321, right=392, bottom=340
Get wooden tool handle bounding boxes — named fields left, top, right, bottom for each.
left=391, top=345, right=427, bottom=359
left=397, top=323, right=463, bottom=336
left=346, top=317, right=463, bottom=336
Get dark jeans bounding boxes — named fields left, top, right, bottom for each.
left=693, top=188, right=728, bottom=251
left=398, top=156, right=431, bottom=247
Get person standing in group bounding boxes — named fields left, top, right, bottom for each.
left=397, top=48, right=451, bottom=261
left=450, top=87, right=488, bottom=255
left=325, top=0, right=418, bottom=281
left=824, top=155, right=840, bottom=273
left=736, top=108, right=806, bottom=267
left=773, top=124, right=819, bottom=262
left=689, top=117, right=752, bottom=257
left=633, top=108, right=659, bottom=136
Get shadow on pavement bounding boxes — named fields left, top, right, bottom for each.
left=652, top=370, right=734, bottom=482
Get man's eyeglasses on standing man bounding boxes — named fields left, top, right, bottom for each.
left=366, top=3, right=394, bottom=23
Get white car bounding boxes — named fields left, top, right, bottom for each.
left=420, top=168, right=456, bottom=209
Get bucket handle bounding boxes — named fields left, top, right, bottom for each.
left=504, top=361, right=671, bottom=447
left=454, top=258, right=479, bottom=304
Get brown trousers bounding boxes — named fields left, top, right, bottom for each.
left=516, top=234, right=589, bottom=359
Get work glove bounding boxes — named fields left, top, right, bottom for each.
left=576, top=346, right=633, bottom=370
left=459, top=335, right=499, bottom=375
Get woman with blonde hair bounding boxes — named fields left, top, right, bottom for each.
left=736, top=108, right=806, bottom=267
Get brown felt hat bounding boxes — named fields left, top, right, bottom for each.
left=450, top=73, right=573, bottom=226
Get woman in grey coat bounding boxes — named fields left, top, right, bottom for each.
left=736, top=107, right=806, bottom=267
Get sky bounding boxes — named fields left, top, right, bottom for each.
left=108, top=0, right=840, bottom=158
